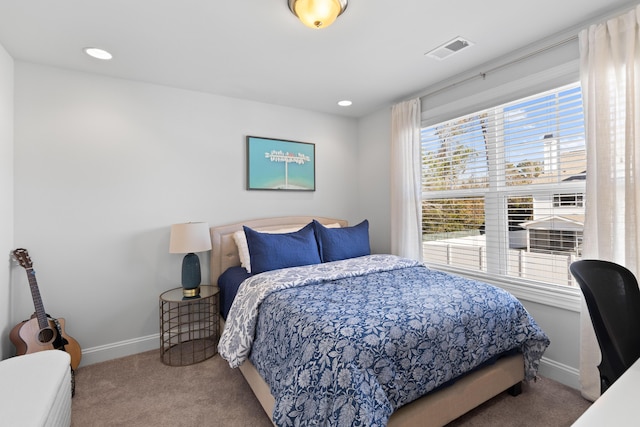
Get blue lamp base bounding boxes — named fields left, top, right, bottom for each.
left=181, top=252, right=201, bottom=298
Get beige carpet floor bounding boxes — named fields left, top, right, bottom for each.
left=71, top=350, right=591, bottom=426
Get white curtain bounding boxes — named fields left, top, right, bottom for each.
left=579, top=5, right=640, bottom=400
left=390, top=98, right=423, bottom=261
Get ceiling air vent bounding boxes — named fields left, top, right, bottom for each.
left=425, top=36, right=474, bottom=61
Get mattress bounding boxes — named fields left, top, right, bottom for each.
left=0, top=350, right=72, bottom=426
left=218, top=265, right=251, bottom=319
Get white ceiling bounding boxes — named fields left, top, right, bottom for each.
left=0, top=0, right=636, bottom=118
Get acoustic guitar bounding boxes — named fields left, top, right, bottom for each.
left=9, top=248, right=82, bottom=371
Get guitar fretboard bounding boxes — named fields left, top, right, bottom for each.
left=25, top=267, right=49, bottom=330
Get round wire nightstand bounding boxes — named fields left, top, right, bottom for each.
left=159, top=285, right=219, bottom=366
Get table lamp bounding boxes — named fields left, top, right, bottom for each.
left=169, top=222, right=212, bottom=298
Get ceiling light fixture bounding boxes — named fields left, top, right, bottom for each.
left=338, top=100, right=352, bottom=107
left=83, top=47, right=113, bottom=60
left=288, top=0, right=348, bottom=29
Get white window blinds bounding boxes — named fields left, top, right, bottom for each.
left=421, top=83, right=585, bottom=287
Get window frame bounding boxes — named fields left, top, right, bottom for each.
left=421, top=78, right=584, bottom=312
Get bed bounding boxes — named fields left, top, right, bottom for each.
left=211, top=216, right=549, bottom=427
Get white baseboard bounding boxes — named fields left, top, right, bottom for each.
left=78, top=334, right=159, bottom=367
left=538, top=355, right=580, bottom=390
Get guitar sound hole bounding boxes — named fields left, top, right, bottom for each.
left=38, top=328, right=55, bottom=343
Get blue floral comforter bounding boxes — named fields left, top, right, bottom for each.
left=219, top=255, right=549, bottom=427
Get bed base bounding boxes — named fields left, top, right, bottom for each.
left=388, top=353, right=523, bottom=426
left=211, top=217, right=526, bottom=426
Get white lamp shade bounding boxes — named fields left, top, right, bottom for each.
left=169, top=222, right=212, bottom=254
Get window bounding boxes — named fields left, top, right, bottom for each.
left=553, top=193, right=584, bottom=207
left=421, top=83, right=585, bottom=288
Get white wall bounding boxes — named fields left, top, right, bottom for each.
left=12, top=62, right=360, bottom=365
left=356, top=107, right=392, bottom=254
left=0, top=43, right=14, bottom=360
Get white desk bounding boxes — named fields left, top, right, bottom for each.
left=572, top=359, right=640, bottom=426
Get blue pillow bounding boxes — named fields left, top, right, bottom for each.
left=313, top=219, right=371, bottom=262
left=243, top=223, right=321, bottom=274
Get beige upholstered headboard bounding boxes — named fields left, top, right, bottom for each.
left=209, top=216, right=348, bottom=285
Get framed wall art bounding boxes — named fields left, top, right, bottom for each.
left=246, top=136, right=316, bottom=191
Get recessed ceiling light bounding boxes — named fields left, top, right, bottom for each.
left=84, top=47, right=113, bottom=60
left=338, top=100, right=352, bottom=107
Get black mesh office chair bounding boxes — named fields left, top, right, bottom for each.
left=570, top=259, right=640, bottom=394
